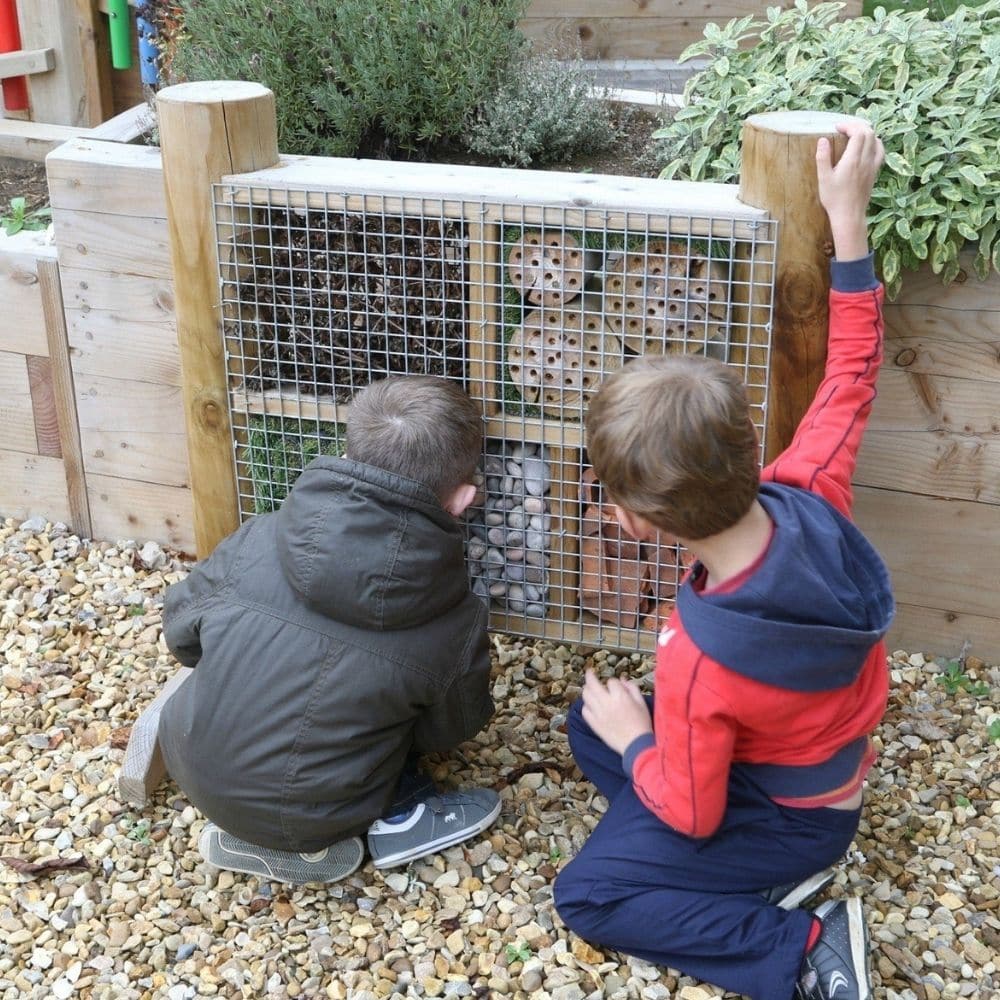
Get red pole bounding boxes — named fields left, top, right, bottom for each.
left=0, top=0, right=29, bottom=113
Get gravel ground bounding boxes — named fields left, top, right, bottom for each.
left=2, top=516, right=999, bottom=1000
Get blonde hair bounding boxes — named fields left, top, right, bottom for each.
left=346, top=376, right=482, bottom=502
left=586, top=354, right=760, bottom=540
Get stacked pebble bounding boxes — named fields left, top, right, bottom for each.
left=466, top=442, right=552, bottom=618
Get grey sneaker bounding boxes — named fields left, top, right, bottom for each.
left=796, top=897, right=871, bottom=1000
left=760, top=867, right=836, bottom=910
left=367, top=789, right=501, bottom=869
left=198, top=823, right=364, bottom=884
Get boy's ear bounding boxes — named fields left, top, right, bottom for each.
left=443, top=482, right=477, bottom=517
left=615, top=506, right=657, bottom=543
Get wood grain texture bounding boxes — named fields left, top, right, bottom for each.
left=0, top=232, right=56, bottom=356
left=26, top=355, right=60, bottom=458
left=157, top=81, right=279, bottom=557
left=0, top=352, right=38, bottom=454
left=87, top=473, right=195, bottom=553
left=887, top=602, right=1000, bottom=664
left=49, top=209, right=172, bottom=278
left=75, top=374, right=189, bottom=488
left=853, top=486, right=1000, bottom=624
left=47, top=138, right=166, bottom=218
left=60, top=266, right=178, bottom=386
left=739, top=111, right=854, bottom=460
left=15, top=0, right=109, bottom=126
left=39, top=257, right=92, bottom=538
left=0, top=449, right=72, bottom=525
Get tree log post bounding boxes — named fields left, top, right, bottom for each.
left=157, top=81, right=279, bottom=556
left=739, top=110, right=857, bottom=461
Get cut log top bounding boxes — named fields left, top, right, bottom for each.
left=744, top=110, right=860, bottom=135
left=156, top=80, right=273, bottom=105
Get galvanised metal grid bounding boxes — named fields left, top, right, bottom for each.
left=214, top=185, right=777, bottom=652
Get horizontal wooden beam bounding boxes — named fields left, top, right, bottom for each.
left=0, top=47, right=55, bottom=79
left=0, top=118, right=80, bottom=162
left=0, top=102, right=152, bottom=162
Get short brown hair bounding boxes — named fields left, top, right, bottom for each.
left=585, top=354, right=760, bottom=540
left=346, top=376, right=482, bottom=503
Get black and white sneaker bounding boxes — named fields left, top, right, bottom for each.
left=199, top=823, right=365, bottom=884
left=796, top=897, right=872, bottom=1000
left=760, top=867, right=836, bottom=910
left=367, top=788, right=501, bottom=869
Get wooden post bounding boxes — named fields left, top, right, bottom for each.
left=739, top=110, right=856, bottom=461
left=14, top=0, right=111, bottom=126
left=157, top=81, right=279, bottom=556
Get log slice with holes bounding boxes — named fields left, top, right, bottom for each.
left=507, top=297, right=623, bottom=416
left=604, top=240, right=730, bottom=357
left=507, top=231, right=586, bottom=307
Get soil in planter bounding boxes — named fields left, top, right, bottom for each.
left=0, top=157, right=49, bottom=216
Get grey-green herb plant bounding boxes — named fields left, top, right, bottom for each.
left=651, top=0, right=1000, bottom=297
left=172, top=0, right=529, bottom=158
left=464, top=54, right=619, bottom=168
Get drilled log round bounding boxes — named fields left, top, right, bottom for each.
left=507, top=231, right=586, bottom=306
left=507, top=300, right=623, bottom=415
left=605, top=240, right=730, bottom=356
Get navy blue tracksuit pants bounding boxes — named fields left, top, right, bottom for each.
left=553, top=699, right=862, bottom=1000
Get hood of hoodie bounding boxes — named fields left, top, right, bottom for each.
left=677, top=482, right=894, bottom=692
left=275, top=456, right=470, bottom=630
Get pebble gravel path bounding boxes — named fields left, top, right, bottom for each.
left=1, top=517, right=998, bottom=999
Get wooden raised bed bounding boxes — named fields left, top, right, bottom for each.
left=3, top=83, right=998, bottom=659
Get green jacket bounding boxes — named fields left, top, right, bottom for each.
left=158, top=457, right=493, bottom=852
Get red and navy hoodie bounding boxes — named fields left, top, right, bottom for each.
left=622, top=255, right=894, bottom=839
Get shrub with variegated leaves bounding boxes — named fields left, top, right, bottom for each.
left=651, top=0, right=1000, bottom=297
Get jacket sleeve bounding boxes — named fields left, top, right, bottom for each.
left=626, top=652, right=737, bottom=839
left=412, top=601, right=494, bottom=753
left=161, top=527, right=246, bottom=668
left=762, top=256, right=885, bottom=517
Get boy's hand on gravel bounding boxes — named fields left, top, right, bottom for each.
left=582, top=669, right=652, bottom=756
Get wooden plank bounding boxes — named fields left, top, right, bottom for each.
left=527, top=1, right=792, bottom=17
left=0, top=118, right=81, bottom=161
left=39, top=257, right=92, bottom=538
left=75, top=373, right=190, bottom=487
left=88, top=102, right=152, bottom=143
left=0, top=351, right=38, bottom=453
left=87, top=473, right=195, bottom=552
left=856, top=430, right=1000, bottom=506
left=15, top=0, right=109, bottom=126
left=26, top=355, right=61, bottom=457
left=887, top=602, right=1000, bottom=665
left=49, top=209, right=173, bottom=278
left=62, top=272, right=179, bottom=384
left=867, top=368, right=1000, bottom=436
left=0, top=48, right=55, bottom=79
left=0, top=449, right=71, bottom=525
left=222, top=157, right=768, bottom=227
left=853, top=486, right=1000, bottom=623
left=520, top=17, right=741, bottom=60
left=0, top=230, right=56, bottom=355
left=47, top=138, right=166, bottom=218
left=466, top=220, right=500, bottom=415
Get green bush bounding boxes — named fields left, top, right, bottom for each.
left=171, top=0, right=529, bottom=158
left=463, top=55, right=619, bottom=167
left=651, top=0, right=1000, bottom=297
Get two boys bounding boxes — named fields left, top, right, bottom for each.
left=158, top=119, right=889, bottom=1000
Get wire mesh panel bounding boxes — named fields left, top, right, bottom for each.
left=215, top=179, right=777, bottom=651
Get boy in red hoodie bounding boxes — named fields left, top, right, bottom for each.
left=554, top=121, right=890, bottom=1000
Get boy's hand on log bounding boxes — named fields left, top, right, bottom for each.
left=582, top=669, right=652, bottom=756
left=816, top=120, right=884, bottom=263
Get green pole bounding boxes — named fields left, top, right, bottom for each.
left=108, top=0, right=132, bottom=70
